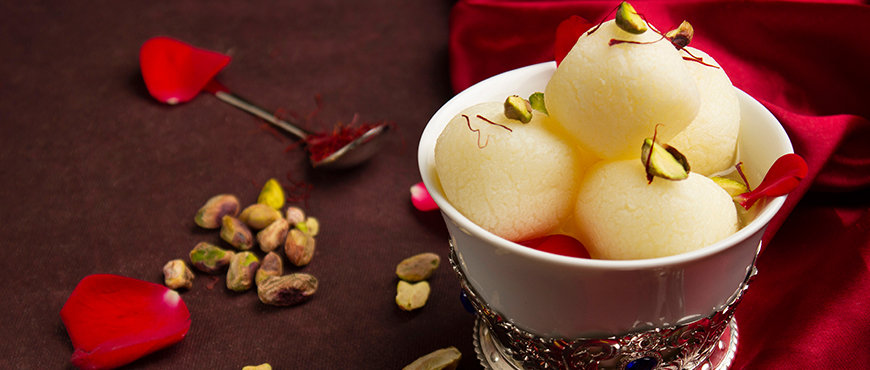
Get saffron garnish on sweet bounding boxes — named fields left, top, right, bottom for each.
left=476, top=114, right=513, bottom=132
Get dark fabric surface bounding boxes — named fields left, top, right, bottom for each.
left=0, top=1, right=477, bottom=369
left=448, top=0, right=870, bottom=368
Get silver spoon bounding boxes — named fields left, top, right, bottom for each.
left=206, top=81, right=388, bottom=168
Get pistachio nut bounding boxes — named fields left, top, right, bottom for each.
left=163, top=259, right=194, bottom=290
left=503, top=95, right=532, bottom=123
left=226, top=251, right=260, bottom=292
left=220, top=215, right=254, bottom=250
left=396, top=252, right=441, bottom=282
left=257, top=217, right=289, bottom=253
left=641, top=138, right=690, bottom=182
left=242, top=364, right=272, bottom=370
left=666, top=20, right=694, bottom=49
left=189, top=242, right=236, bottom=274
left=615, top=2, right=647, bottom=35
left=194, top=194, right=240, bottom=229
left=257, top=273, right=318, bottom=306
left=257, top=178, right=285, bottom=210
left=396, top=280, right=430, bottom=311
left=402, top=347, right=462, bottom=370
left=285, top=228, right=315, bottom=267
left=285, top=206, right=306, bottom=225
left=528, top=92, right=547, bottom=114
left=295, top=216, right=320, bottom=237
left=240, top=203, right=283, bottom=230
left=256, top=251, right=284, bottom=286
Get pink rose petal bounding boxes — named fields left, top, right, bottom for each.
left=60, top=274, right=191, bottom=369
left=410, top=182, right=438, bottom=211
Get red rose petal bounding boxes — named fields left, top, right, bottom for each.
left=519, top=234, right=591, bottom=259
left=410, top=181, right=438, bottom=211
left=60, top=274, right=191, bottom=369
left=554, top=15, right=593, bottom=66
left=736, top=153, right=808, bottom=209
left=140, top=36, right=231, bottom=105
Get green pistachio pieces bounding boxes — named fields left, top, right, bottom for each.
left=194, top=194, right=240, bottom=229
left=402, top=347, right=462, bottom=370
left=503, top=95, right=533, bottom=123
left=258, top=273, right=318, bottom=306
left=641, top=138, right=690, bottom=182
left=615, top=2, right=647, bottom=35
left=189, top=242, right=235, bottom=273
left=285, top=228, right=316, bottom=267
left=257, top=218, right=289, bottom=253
left=528, top=92, right=547, bottom=114
left=239, top=203, right=282, bottom=230
left=255, top=251, right=284, bottom=286
left=396, top=252, right=441, bottom=282
left=257, top=178, right=285, bottom=210
left=666, top=20, right=694, bottom=49
left=163, top=259, right=194, bottom=290
left=396, top=280, right=431, bottom=311
left=220, top=215, right=255, bottom=250
left=227, top=251, right=260, bottom=292
left=711, top=176, right=749, bottom=198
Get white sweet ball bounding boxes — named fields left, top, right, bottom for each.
left=435, top=101, right=589, bottom=242
left=545, top=19, right=700, bottom=160
left=574, top=159, right=738, bottom=260
left=669, top=47, right=740, bottom=176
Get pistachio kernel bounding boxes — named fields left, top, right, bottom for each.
left=396, top=280, right=431, bottom=311
left=396, top=252, right=441, bottom=282
left=255, top=251, right=284, bottom=286
left=220, top=215, right=255, bottom=250
left=226, top=251, right=260, bottom=292
left=163, top=259, right=194, bottom=290
left=615, top=2, right=647, bottom=35
left=711, top=176, right=749, bottom=198
left=257, top=217, right=290, bottom=253
left=641, top=138, right=690, bottom=183
left=285, top=206, right=306, bottom=225
left=503, top=95, right=533, bottom=123
left=402, top=347, right=462, bottom=370
left=666, top=20, right=694, bottom=49
left=194, top=194, right=240, bottom=229
left=239, top=203, right=283, bottom=230
left=189, top=242, right=235, bottom=273
left=257, top=178, right=286, bottom=210
left=257, top=273, right=318, bottom=306
left=285, top=228, right=316, bottom=267
left=528, top=92, right=548, bottom=114
left=242, top=364, right=272, bottom=370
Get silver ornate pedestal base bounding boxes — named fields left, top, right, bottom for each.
left=450, top=240, right=754, bottom=370
left=473, top=317, right=738, bottom=370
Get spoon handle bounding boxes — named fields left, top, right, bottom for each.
left=210, top=90, right=311, bottom=140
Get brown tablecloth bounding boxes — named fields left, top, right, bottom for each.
left=0, top=1, right=473, bottom=369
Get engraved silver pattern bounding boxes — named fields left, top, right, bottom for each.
left=450, top=240, right=755, bottom=370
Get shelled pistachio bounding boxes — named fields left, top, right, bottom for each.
left=163, top=259, right=194, bottom=290
left=194, top=194, right=240, bottom=229
left=226, top=251, right=260, bottom=292
left=189, top=242, right=235, bottom=273
left=258, top=273, right=318, bottom=306
left=220, top=215, right=254, bottom=250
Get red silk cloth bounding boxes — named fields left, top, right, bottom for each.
left=449, top=1, right=870, bottom=368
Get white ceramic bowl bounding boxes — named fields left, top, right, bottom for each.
left=418, top=62, right=793, bottom=338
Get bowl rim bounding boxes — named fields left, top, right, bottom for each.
left=418, top=61, right=792, bottom=271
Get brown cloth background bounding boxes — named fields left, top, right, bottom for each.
left=0, top=1, right=477, bottom=369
